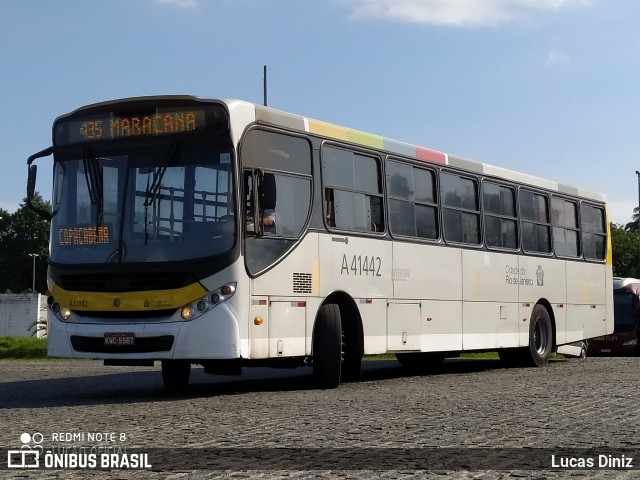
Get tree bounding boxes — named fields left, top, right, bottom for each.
left=624, top=206, right=639, bottom=232
left=611, top=223, right=640, bottom=278
left=0, top=193, right=51, bottom=293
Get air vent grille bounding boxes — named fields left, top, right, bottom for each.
left=292, top=273, right=312, bottom=294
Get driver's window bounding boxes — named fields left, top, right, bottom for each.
left=241, top=129, right=312, bottom=274
left=244, top=170, right=310, bottom=238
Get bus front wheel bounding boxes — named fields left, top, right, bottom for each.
left=161, top=360, right=191, bottom=391
left=312, top=303, right=342, bottom=389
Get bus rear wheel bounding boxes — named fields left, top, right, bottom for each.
left=161, top=360, right=191, bottom=391
left=312, top=303, right=342, bottom=389
left=499, top=304, right=554, bottom=367
left=529, top=304, right=553, bottom=366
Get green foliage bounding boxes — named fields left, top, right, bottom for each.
left=625, top=206, right=640, bottom=231
left=0, top=193, right=51, bottom=293
left=611, top=223, right=640, bottom=278
left=0, top=337, right=47, bottom=359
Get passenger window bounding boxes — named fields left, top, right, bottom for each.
left=483, top=182, right=517, bottom=249
left=520, top=190, right=551, bottom=254
left=387, top=159, right=438, bottom=240
left=441, top=172, right=480, bottom=245
left=582, top=204, right=606, bottom=260
left=551, top=197, right=580, bottom=258
left=322, top=146, right=384, bottom=234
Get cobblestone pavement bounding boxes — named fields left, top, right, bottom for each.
left=1, top=356, right=640, bottom=479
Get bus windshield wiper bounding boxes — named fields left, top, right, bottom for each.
left=143, top=142, right=180, bottom=244
left=82, top=149, right=103, bottom=227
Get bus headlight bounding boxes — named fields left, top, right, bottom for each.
left=60, top=307, right=72, bottom=321
left=181, top=306, right=194, bottom=320
left=179, top=283, right=236, bottom=321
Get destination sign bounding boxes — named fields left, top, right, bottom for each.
left=58, top=225, right=110, bottom=246
left=63, top=109, right=206, bottom=144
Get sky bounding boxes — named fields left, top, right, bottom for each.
left=1, top=0, right=639, bottom=224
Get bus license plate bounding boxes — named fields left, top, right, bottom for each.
left=104, top=332, right=135, bottom=346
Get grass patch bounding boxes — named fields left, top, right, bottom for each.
left=0, top=337, right=47, bottom=359
left=460, top=352, right=499, bottom=359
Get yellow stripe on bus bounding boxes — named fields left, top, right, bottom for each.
left=49, top=281, right=208, bottom=312
left=605, top=206, right=613, bottom=266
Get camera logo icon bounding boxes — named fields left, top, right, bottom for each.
left=7, top=432, right=43, bottom=468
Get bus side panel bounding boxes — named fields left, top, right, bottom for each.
left=359, top=299, right=387, bottom=354
left=268, top=299, right=306, bottom=357
left=391, top=242, right=461, bottom=301
left=250, top=234, right=318, bottom=358
left=461, top=250, right=519, bottom=350
left=392, top=242, right=463, bottom=353
left=565, top=261, right=608, bottom=341
left=553, top=302, right=567, bottom=346
left=318, top=234, right=393, bottom=298
left=421, top=300, right=463, bottom=352
left=251, top=234, right=319, bottom=297
left=518, top=257, right=567, bottom=345
left=318, top=234, right=391, bottom=354
left=387, top=302, right=421, bottom=351
left=249, top=296, right=269, bottom=358
left=605, top=266, right=614, bottom=336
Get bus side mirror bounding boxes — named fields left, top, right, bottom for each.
left=27, top=164, right=37, bottom=199
left=26, top=146, right=53, bottom=222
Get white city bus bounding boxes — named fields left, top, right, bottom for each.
left=26, top=96, right=614, bottom=389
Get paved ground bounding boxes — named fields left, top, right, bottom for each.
left=1, top=356, right=639, bottom=479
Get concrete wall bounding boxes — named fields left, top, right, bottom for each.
left=0, top=294, right=46, bottom=337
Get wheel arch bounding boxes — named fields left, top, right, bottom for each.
left=535, top=298, right=557, bottom=350
left=313, top=291, right=364, bottom=359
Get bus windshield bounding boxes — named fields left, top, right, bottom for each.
left=50, top=141, right=236, bottom=264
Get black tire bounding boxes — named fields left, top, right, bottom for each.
left=396, top=352, right=445, bottom=371
left=527, top=304, right=554, bottom=367
left=313, top=304, right=342, bottom=389
left=161, top=360, right=191, bottom=391
left=500, top=304, right=554, bottom=367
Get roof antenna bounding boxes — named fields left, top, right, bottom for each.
left=263, top=65, right=268, bottom=107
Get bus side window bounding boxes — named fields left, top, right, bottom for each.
left=321, top=145, right=384, bottom=234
